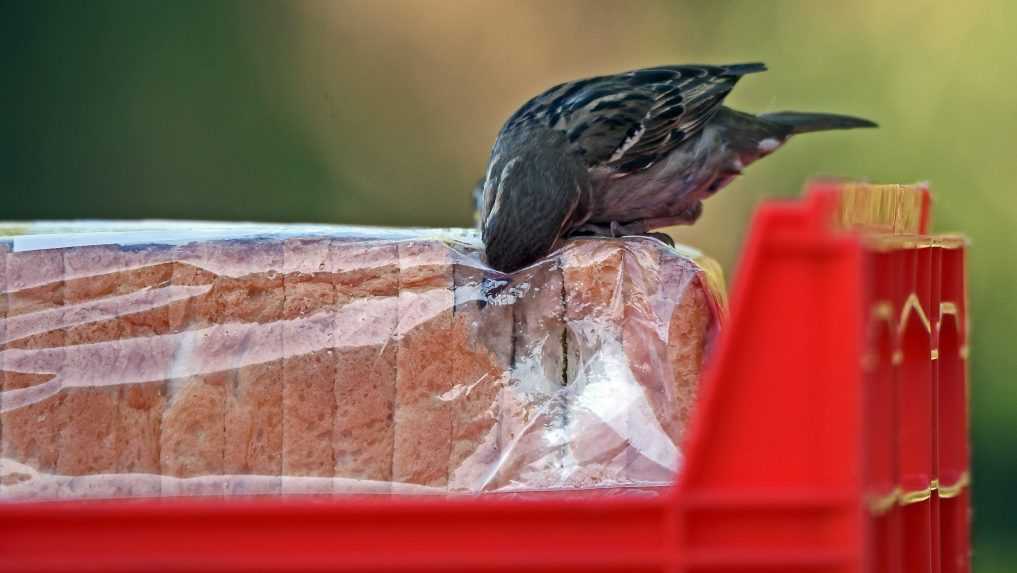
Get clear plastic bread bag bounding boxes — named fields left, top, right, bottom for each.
left=0, top=222, right=723, bottom=500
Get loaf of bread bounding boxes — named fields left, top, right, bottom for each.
left=0, top=226, right=721, bottom=500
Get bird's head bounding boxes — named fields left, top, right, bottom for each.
left=480, top=128, right=589, bottom=273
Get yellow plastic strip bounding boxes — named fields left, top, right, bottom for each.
left=868, top=298, right=967, bottom=363
left=938, top=473, right=971, bottom=499
left=862, top=233, right=968, bottom=251
left=837, top=183, right=927, bottom=235
left=665, top=239, right=729, bottom=320
left=868, top=474, right=970, bottom=515
left=891, top=350, right=904, bottom=366
left=872, top=301, right=894, bottom=322
left=899, top=293, right=933, bottom=335
left=867, top=488, right=901, bottom=516
left=872, top=297, right=962, bottom=336
left=938, top=301, right=960, bottom=331
left=692, top=253, right=729, bottom=319
left=900, top=486, right=934, bottom=505
left=0, top=224, right=32, bottom=237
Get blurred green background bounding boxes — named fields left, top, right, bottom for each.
left=3, top=1, right=1014, bottom=568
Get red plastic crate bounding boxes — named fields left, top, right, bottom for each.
left=0, top=181, right=971, bottom=572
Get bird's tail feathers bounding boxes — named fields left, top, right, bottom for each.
left=759, top=111, right=878, bottom=134
left=723, top=62, right=768, bottom=76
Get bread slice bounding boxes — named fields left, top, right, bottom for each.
left=333, top=242, right=398, bottom=485
left=392, top=241, right=454, bottom=488
left=489, top=256, right=567, bottom=491
left=58, top=245, right=123, bottom=490
left=223, top=240, right=284, bottom=495
left=160, top=241, right=228, bottom=497
left=560, top=240, right=630, bottom=488
left=1, top=247, right=66, bottom=484
left=617, top=239, right=689, bottom=484
left=447, top=246, right=512, bottom=492
left=662, top=256, right=714, bottom=445
left=281, top=237, right=338, bottom=492
left=113, top=244, right=177, bottom=497
left=0, top=240, right=8, bottom=497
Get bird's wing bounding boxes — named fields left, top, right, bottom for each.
left=510, top=63, right=767, bottom=175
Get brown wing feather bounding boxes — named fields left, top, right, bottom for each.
left=502, top=63, right=767, bottom=175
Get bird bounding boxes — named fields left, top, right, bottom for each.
left=477, top=62, right=876, bottom=273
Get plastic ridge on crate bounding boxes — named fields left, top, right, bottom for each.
left=0, top=180, right=970, bottom=573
